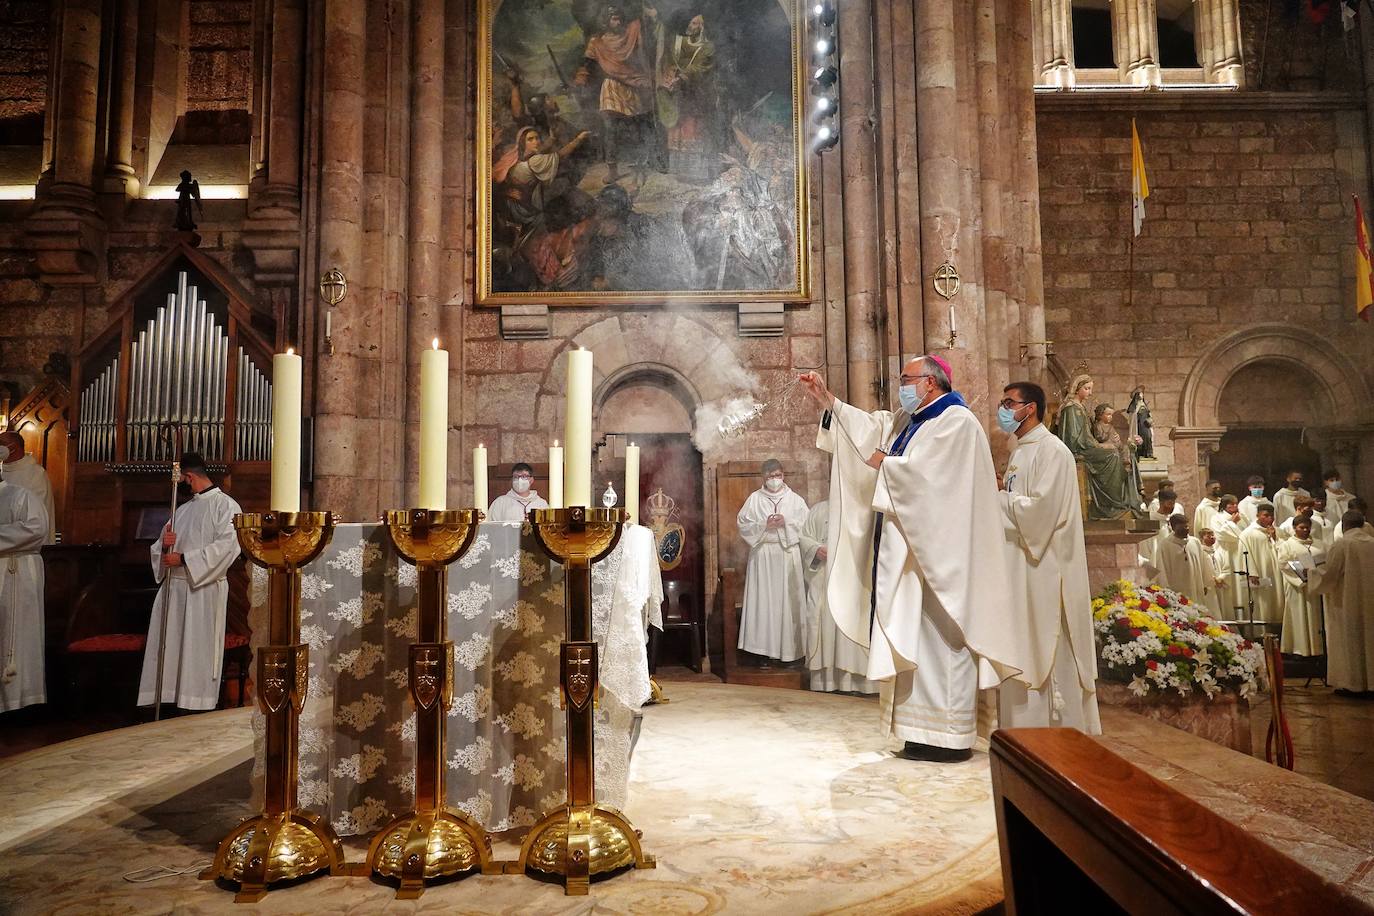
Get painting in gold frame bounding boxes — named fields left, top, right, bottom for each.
left=477, top=0, right=809, bottom=306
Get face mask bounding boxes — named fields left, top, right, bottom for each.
left=1250, top=487, right=1264, bottom=497
left=996, top=405, right=1022, bottom=434
left=513, top=478, right=531, bottom=494
left=765, top=478, right=784, bottom=492
left=898, top=383, right=923, bottom=414
left=1328, top=480, right=1342, bottom=491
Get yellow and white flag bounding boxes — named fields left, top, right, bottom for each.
left=1131, top=119, right=1149, bottom=237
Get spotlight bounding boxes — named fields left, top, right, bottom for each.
left=817, top=125, right=832, bottom=140
left=813, top=1, right=836, bottom=27
left=816, top=97, right=831, bottom=112
left=814, top=37, right=830, bottom=56
left=814, top=66, right=838, bottom=89
left=812, top=102, right=836, bottom=126
left=815, top=126, right=839, bottom=152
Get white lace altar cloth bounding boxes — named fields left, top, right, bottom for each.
left=247, top=521, right=663, bottom=836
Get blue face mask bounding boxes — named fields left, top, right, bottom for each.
left=1250, top=487, right=1264, bottom=497
left=898, top=383, right=923, bottom=414
left=997, top=405, right=1022, bottom=434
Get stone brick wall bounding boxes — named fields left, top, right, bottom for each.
left=0, top=0, right=47, bottom=128
left=1036, top=94, right=1374, bottom=505
left=188, top=0, right=252, bottom=112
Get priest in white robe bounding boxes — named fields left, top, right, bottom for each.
left=0, top=445, right=48, bottom=712
left=139, top=453, right=243, bottom=711
left=1146, top=481, right=1185, bottom=525
left=996, top=381, right=1100, bottom=733
left=487, top=462, right=550, bottom=522
left=0, top=432, right=56, bottom=544
left=1193, top=480, right=1222, bottom=542
left=1278, top=516, right=1325, bottom=656
left=1310, top=510, right=1374, bottom=695
left=737, top=459, right=808, bottom=663
left=800, top=498, right=876, bottom=694
left=1321, top=471, right=1356, bottom=526
left=1237, top=504, right=1285, bottom=626
left=1210, top=496, right=1246, bottom=608
left=1271, top=470, right=1310, bottom=527
left=1137, top=489, right=1179, bottom=569
left=800, top=358, right=1033, bottom=762
left=1198, top=528, right=1230, bottom=619
left=1238, top=476, right=1268, bottom=527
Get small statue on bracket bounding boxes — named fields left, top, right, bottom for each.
left=174, top=170, right=204, bottom=232
left=1126, top=386, right=1154, bottom=460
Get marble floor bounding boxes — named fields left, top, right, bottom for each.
left=1248, top=682, right=1374, bottom=802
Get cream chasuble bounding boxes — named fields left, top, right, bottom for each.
left=1237, top=522, right=1286, bottom=625
left=1277, top=537, right=1325, bottom=656
left=800, top=500, right=875, bottom=694
left=1310, top=529, right=1374, bottom=691
left=139, top=487, right=243, bottom=710
left=1210, top=511, right=1246, bottom=604
left=1150, top=534, right=1212, bottom=606
left=1192, top=497, right=1219, bottom=542
left=998, top=424, right=1100, bottom=733
left=1325, top=489, right=1357, bottom=527
left=1200, top=544, right=1230, bottom=618
left=818, top=393, right=1031, bottom=750
left=1272, top=486, right=1311, bottom=527
left=0, top=481, right=47, bottom=711
left=737, top=485, right=809, bottom=662
left=1237, top=495, right=1266, bottom=527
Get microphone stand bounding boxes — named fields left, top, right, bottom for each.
left=1240, top=547, right=1257, bottom=641
left=153, top=424, right=184, bottom=721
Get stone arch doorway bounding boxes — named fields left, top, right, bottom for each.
left=1208, top=359, right=1328, bottom=498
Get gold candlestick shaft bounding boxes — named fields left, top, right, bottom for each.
left=366, top=509, right=501, bottom=898
left=509, top=506, right=656, bottom=896
left=202, top=511, right=344, bottom=903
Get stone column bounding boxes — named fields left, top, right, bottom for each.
left=1195, top=0, right=1244, bottom=87
left=838, top=0, right=883, bottom=410
left=41, top=0, right=103, bottom=204
left=1112, top=0, right=1160, bottom=87
left=265, top=0, right=306, bottom=208
left=404, top=0, right=446, bottom=506
left=914, top=0, right=962, bottom=359
left=1010, top=0, right=1049, bottom=384
left=1033, top=0, right=1075, bottom=89
left=312, top=0, right=368, bottom=517
left=102, top=0, right=139, bottom=195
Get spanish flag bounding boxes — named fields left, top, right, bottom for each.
left=1131, top=119, right=1149, bottom=237
left=1357, top=195, right=1373, bottom=322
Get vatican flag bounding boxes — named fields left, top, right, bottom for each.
left=1131, top=119, right=1149, bottom=237
left=1355, top=194, right=1373, bottom=322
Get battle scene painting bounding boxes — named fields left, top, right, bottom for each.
left=478, top=0, right=807, bottom=304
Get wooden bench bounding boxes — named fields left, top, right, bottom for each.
left=990, top=727, right=1374, bottom=915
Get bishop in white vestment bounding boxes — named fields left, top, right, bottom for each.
left=800, top=499, right=875, bottom=694
left=737, top=460, right=809, bottom=662
left=1237, top=506, right=1285, bottom=625
left=0, top=432, right=55, bottom=544
left=487, top=462, right=550, bottom=522
left=0, top=452, right=48, bottom=712
left=996, top=383, right=1100, bottom=733
left=801, top=359, right=1032, bottom=761
left=139, top=455, right=243, bottom=711
left=1310, top=512, right=1374, bottom=693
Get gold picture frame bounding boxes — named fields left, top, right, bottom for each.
left=476, top=0, right=810, bottom=306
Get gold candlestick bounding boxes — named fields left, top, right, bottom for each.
left=203, top=511, right=343, bottom=903
left=366, top=508, right=501, bottom=898
left=508, top=506, right=656, bottom=896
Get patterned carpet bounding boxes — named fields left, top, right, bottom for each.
left=0, top=683, right=1003, bottom=915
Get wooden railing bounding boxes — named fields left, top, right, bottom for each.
left=990, top=728, right=1374, bottom=915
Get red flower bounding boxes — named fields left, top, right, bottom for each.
left=1147, top=585, right=1160, bottom=592
left=1117, top=618, right=1130, bottom=628
left=1130, top=628, right=1142, bottom=637
left=1156, top=596, right=1170, bottom=608
left=1182, top=647, right=1195, bottom=658
left=1146, top=659, right=1159, bottom=670
left=1180, top=597, right=1190, bottom=605
left=1167, top=644, right=1183, bottom=655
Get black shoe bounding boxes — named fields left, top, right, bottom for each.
left=896, top=741, right=973, bottom=763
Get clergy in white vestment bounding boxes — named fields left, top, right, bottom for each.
left=1146, top=481, right=1185, bottom=526
left=0, top=445, right=48, bottom=712
left=139, top=453, right=243, bottom=711
left=1322, top=471, right=1356, bottom=527
left=1192, top=480, right=1222, bottom=543
left=1148, top=516, right=1213, bottom=607
left=1237, top=504, right=1285, bottom=625
left=1137, top=489, right=1179, bottom=569
left=487, top=462, right=550, bottom=522
left=1278, top=516, right=1325, bottom=657
left=737, top=459, right=809, bottom=663
left=1277, top=494, right=1317, bottom=542
left=0, top=432, right=55, bottom=545
left=1271, top=470, right=1310, bottom=527
left=1333, top=498, right=1374, bottom=541
left=1210, top=496, right=1246, bottom=608
left=1198, top=528, right=1230, bottom=619
left=996, top=381, right=1100, bottom=734
left=1310, top=511, right=1374, bottom=694
left=1308, top=493, right=1334, bottom=548
left=800, top=498, right=875, bottom=694
left=800, top=358, right=1033, bottom=762
left=1238, top=476, right=1268, bottom=527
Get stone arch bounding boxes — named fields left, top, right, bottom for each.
left=595, top=363, right=702, bottom=434
left=1179, top=325, right=1372, bottom=428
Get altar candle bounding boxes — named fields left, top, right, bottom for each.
left=948, top=303, right=957, bottom=339
left=270, top=349, right=302, bottom=513
left=419, top=338, right=448, bottom=510
left=564, top=348, right=593, bottom=506
left=624, top=442, right=640, bottom=525
left=549, top=440, right=564, bottom=509
left=473, top=443, right=488, bottom=510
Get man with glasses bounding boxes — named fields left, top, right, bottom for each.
left=996, top=381, right=1100, bottom=733
left=737, top=459, right=809, bottom=666
left=799, top=357, right=1031, bottom=762
left=487, top=462, right=550, bottom=522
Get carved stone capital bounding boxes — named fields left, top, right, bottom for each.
left=26, top=190, right=108, bottom=286
left=1169, top=426, right=1228, bottom=465
left=737, top=301, right=785, bottom=338
left=500, top=303, right=551, bottom=340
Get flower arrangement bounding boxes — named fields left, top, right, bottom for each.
left=1092, top=579, right=1266, bottom=700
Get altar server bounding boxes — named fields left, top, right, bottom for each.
left=1138, top=488, right=1178, bottom=569
left=996, top=381, right=1100, bottom=733
left=1278, top=516, right=1325, bottom=657
left=0, top=445, right=48, bottom=712
left=1147, top=480, right=1185, bottom=524
left=1272, top=470, right=1310, bottom=527
left=1149, top=515, right=1212, bottom=606
left=1211, top=496, right=1246, bottom=601
left=801, top=359, right=1032, bottom=762
left=1277, top=494, right=1318, bottom=542
left=737, top=459, right=808, bottom=663
left=1198, top=528, right=1230, bottom=618
left=1193, top=480, right=1222, bottom=543
left=800, top=497, right=875, bottom=694
left=1238, top=476, right=1268, bottom=526
left=487, top=462, right=550, bottom=522
left=1322, top=470, right=1356, bottom=526
left=1237, top=503, right=1285, bottom=625
left=1311, top=511, right=1374, bottom=695
left=0, top=431, right=55, bottom=544
left=139, top=453, right=242, bottom=711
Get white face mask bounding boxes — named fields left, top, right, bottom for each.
left=765, top=478, right=784, bottom=492
left=513, top=478, right=532, bottom=495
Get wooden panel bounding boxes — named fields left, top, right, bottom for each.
left=487, top=461, right=552, bottom=510
left=990, top=728, right=1374, bottom=915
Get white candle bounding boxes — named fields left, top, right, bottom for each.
left=549, top=440, right=564, bottom=509
left=419, top=338, right=448, bottom=510
left=564, top=348, right=593, bottom=507
left=473, top=443, right=488, bottom=510
left=949, top=303, right=957, bottom=339
left=324, top=309, right=332, bottom=339
left=270, top=349, right=302, bottom=513
left=624, top=442, right=640, bottom=525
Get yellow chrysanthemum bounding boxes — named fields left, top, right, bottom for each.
left=1206, top=626, right=1224, bottom=638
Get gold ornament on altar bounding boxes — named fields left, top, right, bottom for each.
left=646, top=488, right=685, bottom=571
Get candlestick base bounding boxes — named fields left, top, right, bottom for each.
left=506, top=803, right=656, bottom=896
left=367, top=809, right=501, bottom=899
left=203, top=811, right=346, bottom=903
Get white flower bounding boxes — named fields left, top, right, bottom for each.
left=493, top=553, right=520, bottom=579
left=498, top=702, right=545, bottom=739
left=300, top=624, right=331, bottom=653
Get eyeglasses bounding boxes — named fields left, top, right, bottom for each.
left=897, top=373, right=933, bottom=385
left=998, top=398, right=1031, bottom=409
left=512, top=473, right=533, bottom=481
